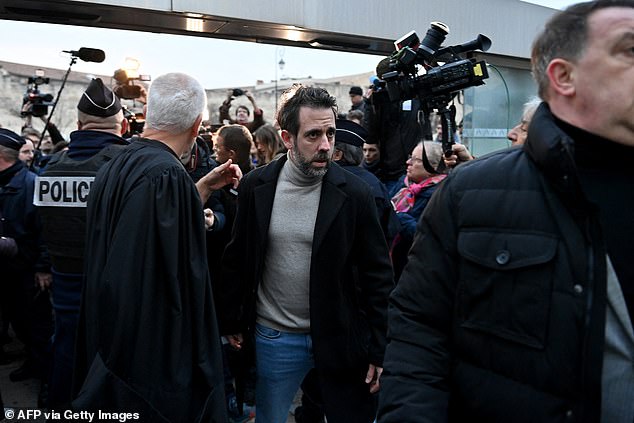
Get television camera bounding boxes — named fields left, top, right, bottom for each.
left=113, top=67, right=150, bottom=136
left=113, top=68, right=151, bottom=100
left=21, top=70, right=55, bottom=117
left=377, top=22, right=491, bottom=169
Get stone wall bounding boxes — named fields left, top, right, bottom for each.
left=0, top=60, right=373, bottom=138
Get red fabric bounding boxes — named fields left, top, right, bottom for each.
left=391, top=174, right=447, bottom=213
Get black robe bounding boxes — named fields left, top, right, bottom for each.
left=73, top=138, right=226, bottom=423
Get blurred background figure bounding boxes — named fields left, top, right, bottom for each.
left=348, top=86, right=366, bottom=115
left=362, top=141, right=382, bottom=179
left=219, top=88, right=265, bottom=133
left=507, top=97, right=541, bottom=146
left=346, top=109, right=364, bottom=126
left=253, top=124, right=287, bottom=166
left=18, top=139, right=35, bottom=167
left=214, top=124, right=255, bottom=176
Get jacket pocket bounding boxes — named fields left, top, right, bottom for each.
left=456, top=229, right=558, bottom=349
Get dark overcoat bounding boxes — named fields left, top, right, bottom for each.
left=219, top=155, right=393, bottom=409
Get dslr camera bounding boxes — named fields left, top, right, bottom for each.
left=378, top=22, right=491, bottom=108
left=232, top=88, right=244, bottom=97
left=21, top=70, right=54, bottom=117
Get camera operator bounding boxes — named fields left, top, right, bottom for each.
left=219, top=88, right=265, bottom=133
left=34, top=78, right=129, bottom=409
left=364, top=86, right=427, bottom=193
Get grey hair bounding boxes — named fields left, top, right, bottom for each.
left=335, top=142, right=363, bottom=166
left=0, top=145, right=19, bottom=163
left=145, top=73, right=207, bottom=134
left=522, top=97, right=542, bottom=123
left=421, top=141, right=443, bottom=169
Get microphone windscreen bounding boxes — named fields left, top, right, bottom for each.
left=77, top=48, right=106, bottom=63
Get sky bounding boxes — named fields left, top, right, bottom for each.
left=0, top=0, right=578, bottom=90
left=0, top=20, right=382, bottom=90
left=521, top=0, right=579, bottom=9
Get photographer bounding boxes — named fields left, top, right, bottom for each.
left=219, top=88, right=265, bottom=133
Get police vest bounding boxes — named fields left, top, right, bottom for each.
left=34, top=145, right=125, bottom=273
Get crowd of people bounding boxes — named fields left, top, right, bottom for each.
left=1, top=1, right=633, bottom=422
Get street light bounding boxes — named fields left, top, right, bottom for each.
left=274, top=47, right=286, bottom=113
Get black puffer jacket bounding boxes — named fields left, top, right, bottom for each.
left=378, top=103, right=606, bottom=423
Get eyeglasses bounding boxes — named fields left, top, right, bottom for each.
left=407, top=154, right=424, bottom=164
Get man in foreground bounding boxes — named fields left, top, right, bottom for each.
left=379, top=2, right=634, bottom=422
left=220, top=84, right=393, bottom=423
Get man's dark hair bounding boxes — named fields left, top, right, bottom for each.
left=217, top=124, right=253, bottom=169
left=532, top=0, right=634, bottom=99
left=277, top=84, right=338, bottom=137
left=235, top=105, right=250, bottom=116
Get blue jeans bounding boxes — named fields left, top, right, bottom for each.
left=255, top=323, right=314, bottom=423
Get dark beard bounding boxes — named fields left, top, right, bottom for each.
left=292, top=148, right=330, bottom=177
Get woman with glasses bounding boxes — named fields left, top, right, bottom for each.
left=389, top=141, right=448, bottom=281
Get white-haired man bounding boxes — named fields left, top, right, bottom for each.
left=73, top=73, right=241, bottom=422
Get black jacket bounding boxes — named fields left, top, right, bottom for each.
left=219, top=155, right=394, bottom=372
left=378, top=104, right=606, bottom=423
left=364, top=92, right=424, bottom=182
left=0, top=162, right=48, bottom=274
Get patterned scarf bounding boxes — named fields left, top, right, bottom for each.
left=391, top=174, right=447, bottom=213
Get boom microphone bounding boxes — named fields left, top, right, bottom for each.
left=62, top=48, right=106, bottom=63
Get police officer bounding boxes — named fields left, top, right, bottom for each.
left=34, top=78, right=128, bottom=409
left=0, top=128, right=52, bottom=405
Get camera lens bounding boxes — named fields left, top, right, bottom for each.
left=420, top=22, right=450, bottom=54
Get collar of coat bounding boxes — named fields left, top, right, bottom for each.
left=523, top=103, right=586, bottom=206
